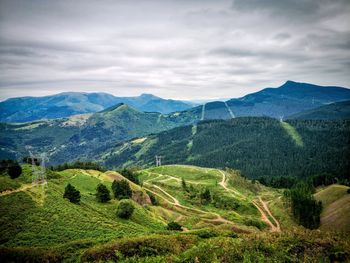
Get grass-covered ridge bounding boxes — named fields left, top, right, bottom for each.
left=1, top=164, right=349, bottom=262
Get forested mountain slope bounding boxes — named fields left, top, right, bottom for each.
left=177, top=81, right=350, bottom=121
left=0, top=104, right=199, bottom=164
left=102, top=117, right=350, bottom=179
left=288, top=100, right=350, bottom=120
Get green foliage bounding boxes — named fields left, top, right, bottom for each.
left=120, top=168, right=140, bottom=185
left=0, top=160, right=22, bottom=179
left=96, top=183, right=111, bottom=203
left=243, top=218, right=267, bottom=230
left=116, top=200, right=135, bottom=219
left=112, top=179, right=132, bottom=199
left=51, top=161, right=106, bottom=172
left=288, top=184, right=323, bottom=229
left=63, top=183, right=81, bottom=204
left=181, top=177, right=188, bottom=192
left=8, top=164, right=22, bottom=179
left=107, top=118, right=350, bottom=183
left=81, top=235, right=197, bottom=262
left=147, top=192, right=158, bottom=205
left=200, top=188, right=211, bottom=204
left=167, top=221, right=182, bottom=231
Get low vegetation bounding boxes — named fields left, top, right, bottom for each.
left=0, top=164, right=349, bottom=262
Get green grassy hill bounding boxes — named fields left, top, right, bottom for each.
left=0, top=104, right=198, bottom=163
left=1, top=164, right=349, bottom=262
left=314, top=184, right=350, bottom=233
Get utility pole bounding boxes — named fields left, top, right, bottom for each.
left=155, top=156, right=162, bottom=166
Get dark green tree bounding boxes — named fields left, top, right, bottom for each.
left=112, top=179, right=132, bottom=199
left=96, top=183, right=111, bottom=203
left=119, top=169, right=140, bottom=185
left=1, top=160, right=23, bottom=179
left=63, top=183, right=81, bottom=204
left=200, top=188, right=211, bottom=204
left=181, top=177, right=188, bottom=192
left=288, top=184, right=322, bottom=229
left=167, top=221, right=182, bottom=231
left=8, top=163, right=22, bottom=179
left=116, top=200, right=134, bottom=219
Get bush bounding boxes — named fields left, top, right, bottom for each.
left=96, top=183, right=111, bottom=203
left=112, top=180, right=132, bottom=199
left=147, top=192, right=158, bottom=205
left=119, top=169, right=140, bottom=185
left=63, top=183, right=81, bottom=204
left=167, top=222, right=182, bottom=231
left=7, top=163, right=22, bottom=179
left=117, top=200, right=135, bottom=219
left=0, top=160, right=22, bottom=179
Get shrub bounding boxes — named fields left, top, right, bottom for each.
left=119, top=169, right=140, bottom=185
left=7, top=163, right=22, bottom=179
left=117, top=200, right=135, bottom=219
left=112, top=180, right=132, bottom=199
left=147, top=192, right=158, bottom=205
left=0, top=160, right=22, bottom=179
left=167, top=222, right=182, bottom=231
left=200, top=188, right=211, bottom=204
left=63, top=183, right=81, bottom=204
left=96, top=183, right=111, bottom=203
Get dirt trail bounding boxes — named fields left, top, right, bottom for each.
left=218, top=170, right=281, bottom=232
left=218, top=171, right=245, bottom=199
left=0, top=181, right=47, bottom=197
left=259, top=197, right=281, bottom=232
left=143, top=180, right=241, bottom=228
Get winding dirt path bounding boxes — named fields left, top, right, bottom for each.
left=218, top=170, right=281, bottom=232
left=0, top=181, right=47, bottom=197
left=143, top=179, right=243, bottom=229
left=259, top=197, right=281, bottom=232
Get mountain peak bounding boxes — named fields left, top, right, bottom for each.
left=140, top=93, right=159, bottom=99
left=98, top=103, right=126, bottom=113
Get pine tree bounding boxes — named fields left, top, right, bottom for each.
left=63, top=183, right=81, bottom=204
left=181, top=177, right=188, bottom=192
left=96, top=183, right=111, bottom=203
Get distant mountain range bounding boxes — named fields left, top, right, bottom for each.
left=1, top=80, right=349, bottom=123
left=0, top=103, right=198, bottom=163
left=224, top=80, right=350, bottom=119
left=0, top=92, right=195, bottom=122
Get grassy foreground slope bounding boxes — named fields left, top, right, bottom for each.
left=315, top=184, right=350, bottom=233
left=1, top=165, right=349, bottom=262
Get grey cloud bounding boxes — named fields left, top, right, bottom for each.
left=0, top=0, right=349, bottom=101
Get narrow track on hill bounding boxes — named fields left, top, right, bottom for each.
left=0, top=181, right=47, bottom=197
left=259, top=197, right=281, bottom=232
left=218, top=170, right=281, bottom=232
left=143, top=174, right=245, bottom=230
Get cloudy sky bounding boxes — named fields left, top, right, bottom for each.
left=0, top=0, right=349, bottom=101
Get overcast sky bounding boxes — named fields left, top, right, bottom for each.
left=0, top=0, right=349, bottom=101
